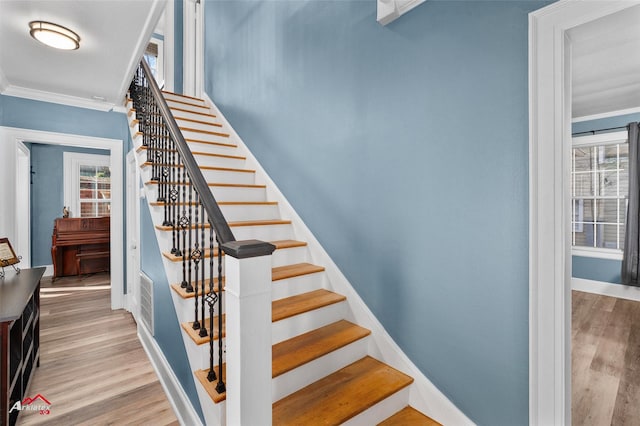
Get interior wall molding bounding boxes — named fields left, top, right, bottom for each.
left=572, top=278, right=640, bottom=302
left=572, top=106, right=640, bottom=123
left=2, top=85, right=115, bottom=111
left=377, top=0, right=426, bottom=26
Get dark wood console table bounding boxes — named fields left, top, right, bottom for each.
left=0, top=267, right=44, bottom=426
left=51, top=217, right=110, bottom=277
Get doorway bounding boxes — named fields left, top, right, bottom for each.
left=0, top=126, right=124, bottom=310
left=126, top=150, right=141, bottom=321
left=529, top=1, right=640, bottom=423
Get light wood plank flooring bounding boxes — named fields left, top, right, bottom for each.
left=572, top=290, right=640, bottom=425
left=17, top=273, right=178, bottom=426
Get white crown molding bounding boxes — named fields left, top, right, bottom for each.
left=0, top=67, right=8, bottom=92
left=572, top=106, right=640, bottom=123
left=2, top=84, right=115, bottom=111
left=377, top=0, right=426, bottom=26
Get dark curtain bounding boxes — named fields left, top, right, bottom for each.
left=622, top=123, right=640, bottom=285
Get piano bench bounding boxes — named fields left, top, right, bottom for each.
left=75, top=251, right=110, bottom=275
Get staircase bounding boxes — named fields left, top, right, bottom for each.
left=126, top=62, right=443, bottom=425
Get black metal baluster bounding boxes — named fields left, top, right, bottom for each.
left=179, top=156, right=190, bottom=290
left=199, top=202, right=208, bottom=338
left=169, top=150, right=179, bottom=254
left=207, top=227, right=218, bottom=383
left=192, top=190, right=201, bottom=331
left=215, top=238, right=225, bottom=393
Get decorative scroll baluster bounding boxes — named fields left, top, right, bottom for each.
left=206, top=228, right=218, bottom=383
left=180, top=160, right=190, bottom=290
left=199, top=202, right=208, bottom=338
left=192, top=191, right=201, bottom=331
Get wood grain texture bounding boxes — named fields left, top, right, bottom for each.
left=378, top=406, right=442, bottom=426
left=272, top=356, right=413, bottom=425
left=572, top=290, right=640, bottom=426
left=16, top=273, right=178, bottom=426
left=272, top=290, right=346, bottom=322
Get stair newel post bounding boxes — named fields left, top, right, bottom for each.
left=192, top=190, right=201, bottom=331
left=215, top=238, right=224, bottom=394
left=221, top=240, right=276, bottom=426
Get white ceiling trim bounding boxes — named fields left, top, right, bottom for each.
left=2, top=84, right=115, bottom=112
left=378, top=0, right=426, bottom=25
left=115, top=0, right=167, bottom=105
left=572, top=106, right=640, bottom=123
left=0, top=67, right=8, bottom=92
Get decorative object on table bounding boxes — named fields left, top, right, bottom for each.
left=0, top=237, right=21, bottom=279
left=62, top=206, right=70, bottom=218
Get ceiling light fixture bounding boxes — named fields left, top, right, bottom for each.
left=29, top=21, right=80, bottom=50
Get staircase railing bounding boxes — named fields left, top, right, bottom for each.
left=129, top=59, right=237, bottom=395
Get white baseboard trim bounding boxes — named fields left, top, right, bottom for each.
left=138, top=324, right=203, bottom=426
left=572, top=277, right=640, bottom=301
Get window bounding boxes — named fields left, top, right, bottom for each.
left=571, top=131, right=628, bottom=258
left=144, top=37, right=164, bottom=88
left=63, top=152, right=111, bottom=218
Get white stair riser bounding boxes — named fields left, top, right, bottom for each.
left=220, top=204, right=281, bottom=222
left=194, top=384, right=224, bottom=426
left=272, top=301, right=347, bottom=345
left=180, top=129, right=231, bottom=144
left=171, top=108, right=218, bottom=122
left=232, top=223, right=295, bottom=242
left=143, top=183, right=267, bottom=203
left=342, top=386, right=411, bottom=426
left=164, top=257, right=225, bottom=286
left=139, top=164, right=255, bottom=186
left=171, top=286, right=226, bottom=324
left=186, top=140, right=238, bottom=154
left=166, top=99, right=210, bottom=113
left=136, top=148, right=246, bottom=170
left=272, top=272, right=327, bottom=301
left=211, top=186, right=267, bottom=203
left=163, top=93, right=206, bottom=106
left=192, top=154, right=246, bottom=170
left=183, top=331, right=227, bottom=371
left=175, top=117, right=225, bottom=132
left=273, top=336, right=370, bottom=402
left=271, top=245, right=309, bottom=268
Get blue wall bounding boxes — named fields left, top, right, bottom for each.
left=140, top=200, right=204, bottom=420
left=204, top=1, right=550, bottom=424
left=30, top=144, right=109, bottom=267
left=571, top=112, right=640, bottom=284
left=174, top=0, right=184, bottom=94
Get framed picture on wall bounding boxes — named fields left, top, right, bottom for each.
left=0, top=238, right=19, bottom=266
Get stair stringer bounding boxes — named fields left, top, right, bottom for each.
left=202, top=93, right=474, bottom=426
left=126, top=104, right=223, bottom=426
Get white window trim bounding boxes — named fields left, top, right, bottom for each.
left=571, top=130, right=627, bottom=259
left=63, top=152, right=111, bottom=219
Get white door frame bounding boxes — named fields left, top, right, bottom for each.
left=183, top=0, right=204, bottom=97
left=15, top=142, right=31, bottom=268
left=126, top=150, right=141, bottom=320
left=529, top=1, right=640, bottom=424
left=0, top=126, right=125, bottom=310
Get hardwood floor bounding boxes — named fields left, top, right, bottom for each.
left=572, top=290, right=640, bottom=425
left=16, top=273, right=178, bottom=426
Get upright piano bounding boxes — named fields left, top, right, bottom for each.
left=51, top=217, right=110, bottom=278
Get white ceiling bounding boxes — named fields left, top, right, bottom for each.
left=570, top=4, right=640, bottom=120
left=0, top=0, right=165, bottom=111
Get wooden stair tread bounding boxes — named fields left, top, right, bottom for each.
left=170, top=260, right=321, bottom=299
left=137, top=146, right=245, bottom=161
left=141, top=161, right=254, bottom=173
left=146, top=180, right=265, bottom=188
left=273, top=320, right=370, bottom=377
left=195, top=365, right=226, bottom=403
left=162, top=239, right=305, bottom=263
left=182, top=314, right=226, bottom=345
left=162, top=90, right=206, bottom=103
left=133, top=131, right=236, bottom=148
left=378, top=406, right=442, bottom=426
left=179, top=126, right=229, bottom=138
left=151, top=200, right=277, bottom=207
left=272, top=356, right=414, bottom=425
left=155, top=219, right=291, bottom=232
left=272, top=289, right=345, bottom=322
left=272, top=262, right=324, bottom=281
left=166, top=98, right=210, bottom=109
left=166, top=106, right=217, bottom=118
left=182, top=289, right=345, bottom=345
left=174, top=115, right=221, bottom=127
